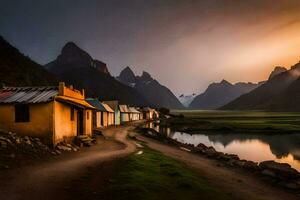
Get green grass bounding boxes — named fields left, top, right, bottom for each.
left=166, top=110, right=300, bottom=134
left=103, top=146, right=231, bottom=200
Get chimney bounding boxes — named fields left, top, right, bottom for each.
left=59, top=82, right=65, bottom=96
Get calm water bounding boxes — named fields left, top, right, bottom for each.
left=146, top=122, right=300, bottom=171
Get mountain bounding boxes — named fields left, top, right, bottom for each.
left=221, top=63, right=300, bottom=111
left=45, top=42, right=148, bottom=106
left=268, top=66, right=287, bottom=80
left=0, top=36, right=57, bottom=87
left=117, top=67, right=183, bottom=109
left=178, top=93, right=196, bottom=107
left=189, top=80, right=260, bottom=109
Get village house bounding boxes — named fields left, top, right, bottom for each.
left=0, top=82, right=94, bottom=146
left=103, top=100, right=120, bottom=125
left=128, top=107, right=141, bottom=121
left=86, top=98, right=109, bottom=129
left=101, top=102, right=115, bottom=126
left=119, top=104, right=130, bottom=123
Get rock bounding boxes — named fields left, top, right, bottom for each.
left=261, top=169, right=277, bottom=178
left=15, top=138, right=22, bottom=144
left=243, top=161, right=259, bottom=170
left=197, top=143, right=208, bottom=150
left=0, top=141, right=7, bottom=148
left=0, top=136, right=12, bottom=144
left=259, top=160, right=300, bottom=180
left=204, top=146, right=218, bottom=157
left=284, top=182, right=300, bottom=190
left=56, top=145, right=72, bottom=151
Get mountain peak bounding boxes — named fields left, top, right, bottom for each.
left=268, top=66, right=287, bottom=80
left=140, top=71, right=153, bottom=82
left=220, top=79, right=232, bottom=86
left=118, top=66, right=136, bottom=83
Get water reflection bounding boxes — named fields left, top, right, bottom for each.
left=144, top=122, right=300, bottom=171
left=170, top=132, right=300, bottom=171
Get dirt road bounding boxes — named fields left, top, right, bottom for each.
left=0, top=126, right=137, bottom=200
left=137, top=135, right=300, bottom=200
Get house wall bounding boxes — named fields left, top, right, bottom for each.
left=97, top=112, right=101, bottom=127
left=53, top=101, right=77, bottom=144
left=114, top=110, right=120, bottom=125
left=121, top=113, right=130, bottom=123
left=84, top=110, right=92, bottom=136
left=102, top=112, right=108, bottom=127
left=108, top=112, right=114, bottom=126
left=0, top=102, right=54, bottom=144
left=53, top=101, right=92, bottom=145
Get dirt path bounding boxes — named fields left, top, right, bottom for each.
left=0, top=126, right=137, bottom=200
left=137, top=135, right=300, bottom=200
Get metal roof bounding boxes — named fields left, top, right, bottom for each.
left=102, top=100, right=119, bottom=111
left=86, top=98, right=107, bottom=112
left=119, top=104, right=130, bottom=113
left=128, top=107, right=140, bottom=113
left=0, top=87, right=58, bottom=104
left=101, top=103, right=114, bottom=112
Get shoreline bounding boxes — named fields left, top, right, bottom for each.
left=136, top=126, right=300, bottom=193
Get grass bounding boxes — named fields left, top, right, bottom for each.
left=166, top=110, right=300, bottom=134
left=102, top=146, right=231, bottom=200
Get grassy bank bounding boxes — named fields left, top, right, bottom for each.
left=165, top=110, right=300, bottom=134
left=101, top=146, right=231, bottom=200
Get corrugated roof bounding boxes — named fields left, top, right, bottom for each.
left=128, top=107, right=140, bottom=113
left=0, top=87, right=58, bottom=104
left=102, top=100, right=118, bottom=111
left=119, top=105, right=130, bottom=113
left=101, top=103, right=114, bottom=113
left=86, top=98, right=107, bottom=112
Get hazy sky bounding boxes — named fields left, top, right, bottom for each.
left=2, top=0, right=300, bottom=95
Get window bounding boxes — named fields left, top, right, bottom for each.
left=70, top=107, right=75, bottom=121
left=15, top=104, right=30, bottom=122
left=87, top=111, right=90, bottom=120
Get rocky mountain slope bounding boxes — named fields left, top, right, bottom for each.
left=0, top=36, right=57, bottom=87
left=45, top=43, right=148, bottom=106
left=221, top=63, right=300, bottom=111
left=189, top=80, right=260, bottom=109
left=117, top=66, right=183, bottom=109
left=178, top=93, right=197, bottom=107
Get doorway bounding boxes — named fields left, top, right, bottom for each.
left=77, top=109, right=84, bottom=135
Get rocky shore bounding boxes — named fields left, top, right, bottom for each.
left=137, top=127, right=300, bottom=192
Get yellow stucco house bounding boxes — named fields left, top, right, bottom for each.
left=0, top=82, right=95, bottom=146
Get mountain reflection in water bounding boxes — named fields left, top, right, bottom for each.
left=144, top=122, right=300, bottom=171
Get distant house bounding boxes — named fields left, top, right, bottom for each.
left=128, top=107, right=141, bottom=121
left=0, top=82, right=94, bottom=146
left=102, top=100, right=120, bottom=125
left=101, top=102, right=115, bottom=126
left=119, top=104, right=130, bottom=123
left=86, top=98, right=109, bottom=128
left=142, top=107, right=153, bottom=119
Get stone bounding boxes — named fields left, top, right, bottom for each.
left=243, top=161, right=259, bottom=170
left=197, top=143, right=208, bottom=150
left=0, top=136, right=12, bottom=144
left=259, top=160, right=300, bottom=180
left=204, top=147, right=218, bottom=157
left=284, top=182, right=300, bottom=190
left=0, top=141, right=7, bottom=148
left=261, top=169, right=277, bottom=178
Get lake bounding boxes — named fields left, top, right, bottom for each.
left=145, top=122, right=300, bottom=171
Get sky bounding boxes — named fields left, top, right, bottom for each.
left=1, top=0, right=300, bottom=96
